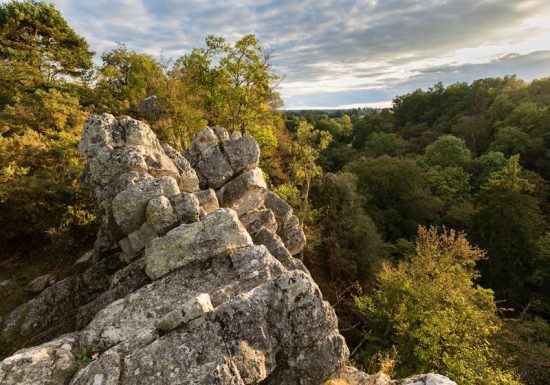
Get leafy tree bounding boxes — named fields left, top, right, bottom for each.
left=347, top=156, right=441, bottom=241
left=94, top=44, right=166, bottom=116
left=312, top=172, right=387, bottom=284
left=0, top=0, right=92, bottom=91
left=450, top=114, right=491, bottom=155
left=471, top=151, right=507, bottom=190
left=352, top=113, right=393, bottom=150
left=356, top=226, right=521, bottom=385
left=289, top=121, right=332, bottom=224
left=489, top=126, right=530, bottom=157
left=0, top=89, right=95, bottom=258
left=420, top=134, right=471, bottom=168
left=486, top=94, right=515, bottom=125
left=172, top=34, right=281, bottom=151
left=472, top=155, right=542, bottom=310
left=364, top=132, right=409, bottom=157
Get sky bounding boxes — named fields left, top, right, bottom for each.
left=45, top=0, right=550, bottom=109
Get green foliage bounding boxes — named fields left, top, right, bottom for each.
left=420, top=134, right=472, bottom=168
left=356, top=226, right=521, bottom=385
left=95, top=44, right=166, bottom=116
left=364, top=132, right=409, bottom=157
left=311, top=172, right=387, bottom=284
left=0, top=0, right=92, bottom=89
left=289, top=121, right=333, bottom=223
left=0, top=88, right=96, bottom=259
left=472, top=156, right=542, bottom=310
left=347, top=155, right=441, bottom=241
left=172, top=34, right=282, bottom=142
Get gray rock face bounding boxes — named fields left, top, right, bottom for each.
left=392, top=374, right=458, bottom=385
left=144, top=208, right=253, bottom=280
left=25, top=274, right=57, bottom=294
left=0, top=118, right=454, bottom=385
left=78, top=114, right=199, bottom=250
left=0, top=333, right=80, bottom=385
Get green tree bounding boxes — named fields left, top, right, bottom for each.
left=363, top=132, right=409, bottom=157
left=290, top=121, right=332, bottom=224
left=0, top=89, right=95, bottom=258
left=420, top=134, right=471, bottom=168
left=172, top=34, right=281, bottom=150
left=0, top=0, right=93, bottom=95
left=472, top=155, right=542, bottom=310
left=356, top=226, right=521, bottom=385
left=94, top=44, right=166, bottom=116
left=347, top=156, right=441, bottom=241
left=489, top=126, right=531, bottom=157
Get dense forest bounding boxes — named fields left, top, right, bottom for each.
left=0, top=2, right=549, bottom=385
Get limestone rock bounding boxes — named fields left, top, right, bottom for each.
left=193, top=188, right=219, bottom=213
left=162, top=144, right=199, bottom=192
left=170, top=192, right=201, bottom=223
left=253, top=227, right=291, bottom=260
left=240, top=209, right=278, bottom=235
left=392, top=374, right=458, bottom=385
left=222, top=134, right=260, bottom=174
left=146, top=195, right=177, bottom=234
left=185, top=126, right=260, bottom=189
left=112, top=176, right=180, bottom=235
left=79, top=114, right=186, bottom=250
left=144, top=208, right=253, bottom=280
left=0, top=333, right=80, bottom=385
left=279, top=213, right=306, bottom=255
left=217, top=168, right=268, bottom=215
left=25, top=274, right=57, bottom=294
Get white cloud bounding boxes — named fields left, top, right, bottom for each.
left=36, top=0, right=550, bottom=107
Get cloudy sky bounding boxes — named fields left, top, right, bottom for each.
left=47, top=0, right=550, bottom=109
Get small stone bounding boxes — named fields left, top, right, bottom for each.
left=252, top=227, right=291, bottom=261
left=26, top=274, right=57, bottom=294
left=162, top=144, right=200, bottom=192
left=146, top=196, right=177, bottom=234
left=279, top=214, right=306, bottom=255
left=240, top=209, right=277, bottom=236
left=170, top=193, right=200, bottom=224
left=193, top=189, right=219, bottom=214
left=222, top=134, right=260, bottom=174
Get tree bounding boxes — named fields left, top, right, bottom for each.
left=363, top=132, right=409, bottom=157
left=346, top=156, right=442, bottom=241
left=471, top=151, right=507, bottom=190
left=355, top=226, right=521, bottom=385
left=420, top=134, right=471, bottom=168
left=94, top=44, right=166, bottom=116
left=290, top=121, right=332, bottom=224
left=489, top=126, right=531, bottom=157
left=0, top=88, right=95, bottom=258
left=471, top=155, right=543, bottom=310
left=0, top=0, right=93, bottom=88
left=171, top=34, right=281, bottom=150
left=312, top=172, right=387, bottom=284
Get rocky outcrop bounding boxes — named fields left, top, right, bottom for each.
left=0, top=114, right=457, bottom=385
left=0, top=114, right=335, bottom=385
